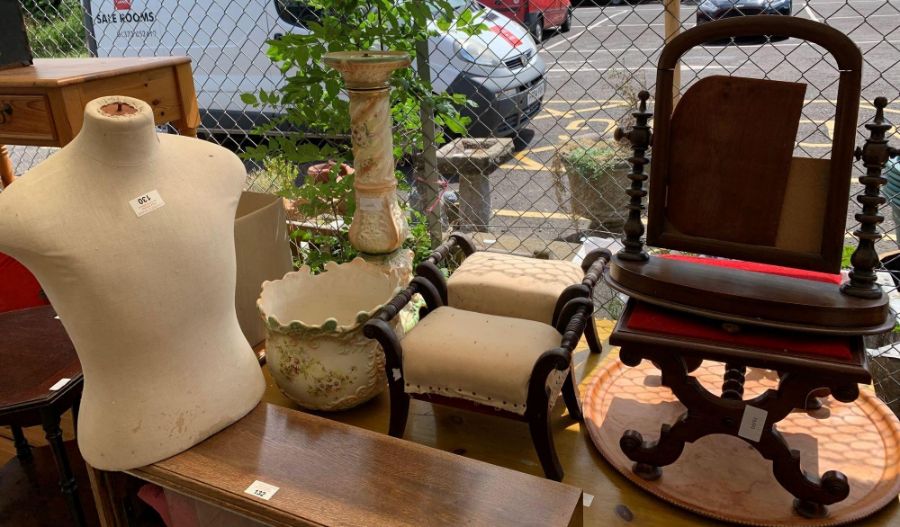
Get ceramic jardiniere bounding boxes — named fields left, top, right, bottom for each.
left=258, top=257, right=402, bottom=411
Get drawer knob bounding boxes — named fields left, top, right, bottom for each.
left=0, top=103, right=12, bottom=124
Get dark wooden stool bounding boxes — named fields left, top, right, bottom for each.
left=365, top=253, right=611, bottom=481
left=0, top=306, right=86, bottom=527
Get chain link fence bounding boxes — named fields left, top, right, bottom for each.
left=10, top=0, right=900, bottom=414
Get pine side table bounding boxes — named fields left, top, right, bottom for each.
left=0, top=56, right=200, bottom=187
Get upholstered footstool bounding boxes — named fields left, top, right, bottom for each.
left=365, top=253, right=612, bottom=480
left=416, top=233, right=609, bottom=354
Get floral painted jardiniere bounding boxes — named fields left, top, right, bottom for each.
left=258, top=257, right=403, bottom=411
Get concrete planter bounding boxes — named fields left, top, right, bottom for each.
left=559, top=141, right=632, bottom=234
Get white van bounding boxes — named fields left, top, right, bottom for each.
left=83, top=0, right=546, bottom=138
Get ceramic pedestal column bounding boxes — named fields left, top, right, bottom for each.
left=324, top=51, right=413, bottom=279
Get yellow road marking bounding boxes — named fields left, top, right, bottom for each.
left=565, top=118, right=618, bottom=133
left=493, top=208, right=575, bottom=220
left=506, top=97, right=898, bottom=170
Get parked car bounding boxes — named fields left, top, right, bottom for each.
left=83, top=0, right=546, bottom=139
left=477, top=0, right=573, bottom=42
left=696, top=0, right=793, bottom=42
left=697, top=0, right=792, bottom=24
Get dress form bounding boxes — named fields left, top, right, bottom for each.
left=0, top=96, right=264, bottom=470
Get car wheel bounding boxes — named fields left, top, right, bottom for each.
left=531, top=16, right=544, bottom=43
left=561, top=8, right=572, bottom=32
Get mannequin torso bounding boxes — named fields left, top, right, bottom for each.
left=0, top=96, right=264, bottom=470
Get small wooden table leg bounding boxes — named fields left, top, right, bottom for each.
left=11, top=425, right=32, bottom=462
left=173, top=62, right=200, bottom=139
left=87, top=465, right=129, bottom=527
left=175, top=122, right=198, bottom=138
left=41, top=409, right=87, bottom=527
left=0, top=145, right=16, bottom=187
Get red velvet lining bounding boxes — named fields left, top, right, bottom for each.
left=659, top=254, right=842, bottom=285
left=0, top=253, right=49, bottom=313
left=625, top=302, right=853, bottom=360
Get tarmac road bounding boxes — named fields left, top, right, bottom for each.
left=476, top=0, right=900, bottom=255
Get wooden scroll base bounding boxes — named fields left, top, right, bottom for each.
left=583, top=356, right=900, bottom=526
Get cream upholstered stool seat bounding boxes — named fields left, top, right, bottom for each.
left=416, top=233, right=609, bottom=354
left=364, top=252, right=612, bottom=481
left=401, top=306, right=566, bottom=414
left=447, top=251, right=584, bottom=324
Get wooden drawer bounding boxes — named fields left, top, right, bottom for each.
left=0, top=95, right=55, bottom=144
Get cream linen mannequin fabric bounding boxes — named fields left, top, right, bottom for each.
left=0, top=96, right=264, bottom=470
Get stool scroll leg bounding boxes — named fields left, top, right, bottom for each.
left=364, top=318, right=410, bottom=438
left=42, top=409, right=87, bottom=527
left=583, top=317, right=603, bottom=355
left=529, top=409, right=564, bottom=482
left=579, top=249, right=611, bottom=355
left=562, top=370, right=583, bottom=422
left=527, top=348, right=574, bottom=481
left=11, top=425, right=32, bottom=462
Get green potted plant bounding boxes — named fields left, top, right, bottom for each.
left=240, top=0, right=482, bottom=271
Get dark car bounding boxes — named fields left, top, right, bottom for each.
left=696, top=0, right=793, bottom=42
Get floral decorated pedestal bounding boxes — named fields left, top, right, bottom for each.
left=258, top=258, right=403, bottom=411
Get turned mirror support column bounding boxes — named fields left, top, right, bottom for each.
left=843, top=97, right=893, bottom=299
left=614, top=90, right=652, bottom=262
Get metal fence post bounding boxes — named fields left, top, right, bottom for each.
left=415, top=38, right=444, bottom=248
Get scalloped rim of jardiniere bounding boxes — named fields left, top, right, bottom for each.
left=323, top=51, right=411, bottom=90
left=257, top=257, right=403, bottom=335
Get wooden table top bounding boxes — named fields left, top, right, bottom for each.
left=0, top=57, right=191, bottom=88
left=0, top=306, right=82, bottom=415
left=254, top=320, right=900, bottom=526
left=131, top=403, right=583, bottom=527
